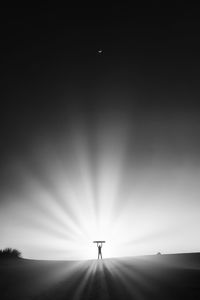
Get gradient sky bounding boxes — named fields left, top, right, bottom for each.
left=0, top=5, right=200, bottom=259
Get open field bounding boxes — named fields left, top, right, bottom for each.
left=1, top=253, right=200, bottom=299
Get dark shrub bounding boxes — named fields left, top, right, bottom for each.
left=0, top=248, right=22, bottom=258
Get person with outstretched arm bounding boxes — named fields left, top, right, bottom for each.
left=97, top=242, right=102, bottom=259
left=93, top=241, right=105, bottom=259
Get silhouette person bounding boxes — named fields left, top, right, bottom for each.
left=97, top=242, right=103, bottom=259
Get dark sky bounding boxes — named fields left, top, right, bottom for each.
left=1, top=4, right=200, bottom=172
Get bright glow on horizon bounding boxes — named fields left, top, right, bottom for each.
left=0, top=112, right=200, bottom=260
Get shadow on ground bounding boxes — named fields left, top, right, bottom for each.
left=1, top=253, right=200, bottom=299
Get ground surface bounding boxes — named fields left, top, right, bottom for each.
left=0, top=253, right=200, bottom=299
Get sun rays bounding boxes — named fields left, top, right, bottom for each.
left=0, top=111, right=200, bottom=260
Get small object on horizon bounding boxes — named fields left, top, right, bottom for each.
left=157, top=252, right=162, bottom=255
